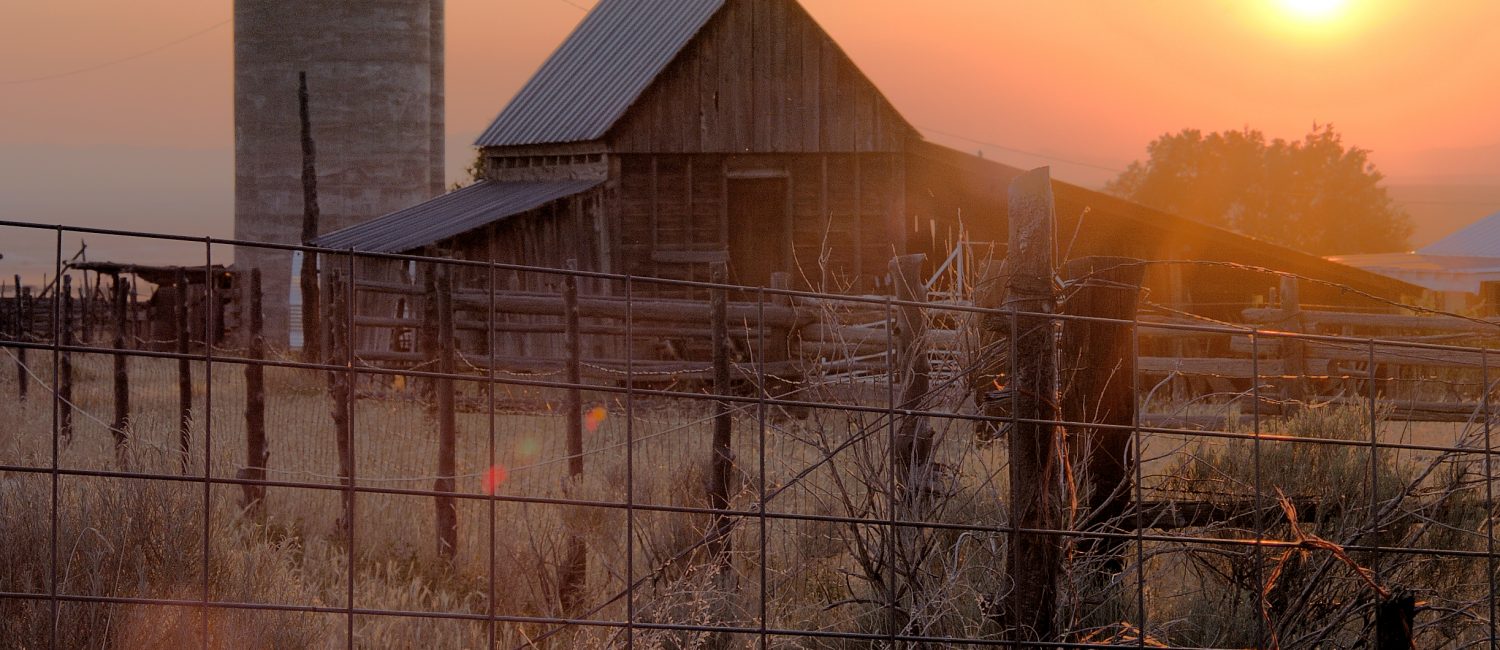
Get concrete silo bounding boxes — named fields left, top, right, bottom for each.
left=234, top=0, right=444, bottom=346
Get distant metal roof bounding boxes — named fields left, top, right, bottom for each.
left=475, top=0, right=726, bottom=148
left=1419, top=209, right=1500, bottom=258
left=312, top=180, right=603, bottom=253
left=1331, top=253, right=1500, bottom=294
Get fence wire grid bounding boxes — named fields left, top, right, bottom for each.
left=3, top=220, right=1500, bottom=648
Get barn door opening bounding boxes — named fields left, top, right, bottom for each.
left=726, top=177, right=789, bottom=288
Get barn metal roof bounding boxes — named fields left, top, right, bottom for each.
left=1419, top=209, right=1500, bottom=258
left=474, top=0, right=726, bottom=147
left=311, top=179, right=603, bottom=253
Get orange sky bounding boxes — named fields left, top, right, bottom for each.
left=3, top=0, right=1500, bottom=272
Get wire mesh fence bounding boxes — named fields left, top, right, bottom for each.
left=3, top=219, right=1500, bottom=648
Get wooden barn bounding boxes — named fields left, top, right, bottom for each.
left=313, top=0, right=1417, bottom=356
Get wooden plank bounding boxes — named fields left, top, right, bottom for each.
left=799, top=4, right=821, bottom=151
left=1139, top=356, right=1284, bottom=377
left=460, top=293, right=806, bottom=326
left=1243, top=307, right=1500, bottom=334
left=1226, top=337, right=1498, bottom=370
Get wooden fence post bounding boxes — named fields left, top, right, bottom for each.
left=60, top=274, right=73, bottom=444
left=129, top=277, right=139, bottom=350
left=1376, top=592, right=1416, bottom=650
left=971, top=260, right=1006, bottom=442
left=329, top=270, right=354, bottom=536
left=992, top=167, right=1062, bottom=642
left=111, top=275, right=130, bottom=455
left=1280, top=276, right=1309, bottom=407
left=432, top=267, right=459, bottom=560
left=558, top=260, right=587, bottom=609
left=707, top=265, right=734, bottom=571
left=81, top=270, right=93, bottom=344
left=298, top=71, right=323, bottom=364
left=177, top=268, right=194, bottom=474
left=242, top=269, right=268, bottom=513
left=16, top=276, right=28, bottom=402
left=890, top=254, right=933, bottom=503
left=1059, top=256, right=1144, bottom=567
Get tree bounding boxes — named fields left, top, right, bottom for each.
left=1105, top=125, right=1413, bottom=255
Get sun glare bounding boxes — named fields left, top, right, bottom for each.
left=1278, top=0, right=1349, bottom=22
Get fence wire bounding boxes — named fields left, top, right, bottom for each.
left=2, top=220, right=1500, bottom=648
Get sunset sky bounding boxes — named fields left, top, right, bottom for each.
left=4, top=0, right=1500, bottom=273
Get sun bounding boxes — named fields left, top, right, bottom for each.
left=1277, top=0, right=1350, bottom=22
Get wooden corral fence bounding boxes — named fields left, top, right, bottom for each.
left=1139, top=279, right=1500, bottom=426
left=334, top=256, right=1500, bottom=428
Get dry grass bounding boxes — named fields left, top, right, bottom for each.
left=0, top=350, right=1010, bottom=647
left=5, top=346, right=1496, bottom=648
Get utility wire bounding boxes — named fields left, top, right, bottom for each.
left=919, top=125, right=1128, bottom=174
left=2, top=18, right=230, bottom=85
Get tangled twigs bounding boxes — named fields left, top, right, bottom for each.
left=1259, top=488, right=1393, bottom=649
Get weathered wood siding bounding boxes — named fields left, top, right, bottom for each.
left=608, top=0, right=911, bottom=154
left=615, top=152, right=905, bottom=294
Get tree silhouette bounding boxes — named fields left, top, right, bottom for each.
left=1106, top=125, right=1412, bottom=255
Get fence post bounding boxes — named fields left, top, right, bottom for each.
left=971, top=260, right=1006, bottom=442
left=60, top=274, right=73, bottom=444
left=16, top=276, right=28, bottom=402
left=328, top=270, right=354, bottom=536
left=432, top=267, right=459, bottom=560
left=81, top=270, right=93, bottom=344
left=707, top=265, right=734, bottom=572
left=242, top=269, right=268, bottom=514
left=1059, top=256, right=1144, bottom=567
left=558, top=260, right=587, bottom=609
left=993, top=167, right=1062, bottom=642
left=177, top=268, right=194, bottom=474
left=1280, top=276, right=1308, bottom=407
left=111, top=275, right=130, bottom=456
left=129, top=277, right=140, bottom=350
left=298, top=71, right=323, bottom=364
left=1376, top=592, right=1416, bottom=649
left=890, top=254, right=933, bottom=502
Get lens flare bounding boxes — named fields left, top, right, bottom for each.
left=585, top=406, right=608, bottom=432
left=483, top=465, right=509, bottom=494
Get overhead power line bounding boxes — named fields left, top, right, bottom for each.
left=2, top=18, right=230, bottom=85
left=918, top=125, right=1128, bottom=174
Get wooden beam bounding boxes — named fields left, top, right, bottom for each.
left=1244, top=307, right=1500, bottom=334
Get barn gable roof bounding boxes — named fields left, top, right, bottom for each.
left=475, top=0, right=726, bottom=148
left=311, top=179, right=603, bottom=253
